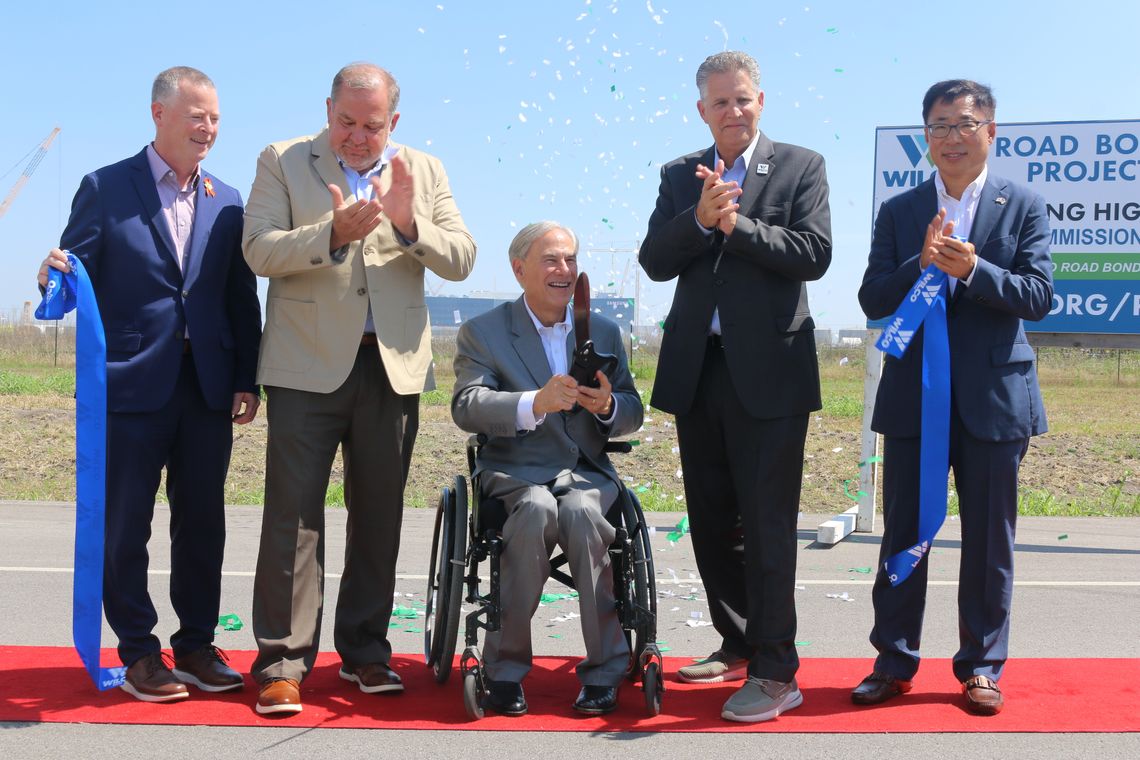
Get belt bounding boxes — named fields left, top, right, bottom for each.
left=360, top=333, right=379, bottom=347
left=707, top=334, right=723, bottom=349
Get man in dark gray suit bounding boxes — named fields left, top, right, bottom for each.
left=639, top=51, right=831, bottom=722
left=452, top=221, right=644, bottom=717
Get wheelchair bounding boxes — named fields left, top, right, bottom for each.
left=424, top=434, right=664, bottom=719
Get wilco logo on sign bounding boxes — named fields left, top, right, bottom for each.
left=883, top=134, right=933, bottom=188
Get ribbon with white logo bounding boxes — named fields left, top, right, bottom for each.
left=36, top=254, right=126, bottom=690
left=875, top=263, right=951, bottom=586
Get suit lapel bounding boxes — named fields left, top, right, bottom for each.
left=312, top=128, right=350, bottom=200
left=969, top=175, right=1009, bottom=256
left=738, top=132, right=775, bottom=213
left=511, top=297, right=553, bottom=387
left=182, top=170, right=218, bottom=287
left=906, top=179, right=939, bottom=255
left=129, top=151, right=180, bottom=273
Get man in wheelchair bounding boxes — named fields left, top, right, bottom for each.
left=451, top=221, right=644, bottom=716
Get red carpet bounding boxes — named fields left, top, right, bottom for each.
left=1, top=646, right=1136, bottom=732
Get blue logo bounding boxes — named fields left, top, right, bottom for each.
left=896, top=134, right=932, bottom=168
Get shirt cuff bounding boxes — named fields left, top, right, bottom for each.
left=394, top=226, right=416, bottom=246
left=962, top=259, right=979, bottom=287
left=515, top=390, right=545, bottom=431
left=594, top=395, right=618, bottom=426
left=693, top=209, right=714, bottom=236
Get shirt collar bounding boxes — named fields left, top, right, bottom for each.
left=714, top=130, right=762, bottom=174
left=935, top=163, right=989, bottom=204
left=522, top=298, right=573, bottom=333
left=145, top=143, right=199, bottom=191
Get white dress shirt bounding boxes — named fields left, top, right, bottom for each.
left=515, top=299, right=617, bottom=431
left=933, top=164, right=986, bottom=293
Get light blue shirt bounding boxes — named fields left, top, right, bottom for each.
left=335, top=145, right=399, bottom=334
left=696, top=132, right=761, bottom=334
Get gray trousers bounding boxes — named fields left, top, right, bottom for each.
left=251, top=346, right=418, bottom=683
left=481, top=466, right=630, bottom=686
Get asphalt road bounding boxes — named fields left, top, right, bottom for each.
left=1, top=501, right=1138, bottom=759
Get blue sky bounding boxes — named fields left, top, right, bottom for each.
left=1, top=0, right=1136, bottom=328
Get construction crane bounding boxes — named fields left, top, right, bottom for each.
left=0, top=127, right=60, bottom=222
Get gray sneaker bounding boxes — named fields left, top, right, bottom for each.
left=677, top=650, right=749, bottom=684
left=721, top=677, right=803, bottom=723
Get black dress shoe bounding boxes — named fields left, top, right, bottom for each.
left=486, top=680, right=527, bottom=716
left=573, top=685, right=619, bottom=715
left=851, top=671, right=913, bottom=705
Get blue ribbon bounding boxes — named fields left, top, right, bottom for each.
left=36, top=254, right=126, bottom=690
left=875, top=264, right=951, bottom=587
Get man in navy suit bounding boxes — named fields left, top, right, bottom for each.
left=853, top=80, right=1053, bottom=715
left=37, top=66, right=262, bottom=703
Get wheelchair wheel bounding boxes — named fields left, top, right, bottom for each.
left=643, top=661, right=663, bottom=716
left=621, top=490, right=658, bottom=680
left=424, top=476, right=468, bottom=683
left=463, top=668, right=486, bottom=720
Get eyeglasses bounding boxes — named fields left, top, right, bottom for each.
left=925, top=120, right=993, bottom=139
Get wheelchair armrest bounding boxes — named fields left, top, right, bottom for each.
left=466, top=434, right=487, bottom=475
left=604, top=441, right=633, bottom=454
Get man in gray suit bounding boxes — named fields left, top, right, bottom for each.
left=452, top=221, right=644, bottom=717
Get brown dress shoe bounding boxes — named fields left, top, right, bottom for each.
left=851, top=671, right=913, bottom=705
left=173, top=645, right=243, bottom=692
left=963, top=675, right=1003, bottom=715
left=120, top=652, right=190, bottom=703
left=340, top=662, right=404, bottom=694
left=257, top=678, right=302, bottom=715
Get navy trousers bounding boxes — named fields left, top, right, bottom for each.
left=871, top=406, right=1028, bottom=682
left=103, top=351, right=233, bottom=666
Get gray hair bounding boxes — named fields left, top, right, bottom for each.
left=331, top=62, right=401, bottom=117
left=151, top=66, right=214, bottom=105
left=695, top=51, right=761, bottom=99
left=508, top=221, right=579, bottom=263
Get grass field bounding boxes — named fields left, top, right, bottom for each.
left=1, top=325, right=1137, bottom=516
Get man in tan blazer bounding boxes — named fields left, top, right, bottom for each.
left=243, top=62, right=476, bottom=715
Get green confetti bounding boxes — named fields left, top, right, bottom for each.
left=636, top=485, right=649, bottom=493
left=404, top=626, right=422, bottom=633
left=610, top=84, right=617, bottom=92
left=607, top=281, right=616, bottom=287
left=848, top=567, right=872, bottom=574
left=675, top=516, right=690, bottom=533
left=389, top=621, right=400, bottom=628
left=1058, top=534, right=1069, bottom=540
left=795, top=640, right=812, bottom=647
left=834, top=68, right=845, bottom=73
left=858, top=456, right=884, bottom=467
left=843, top=478, right=868, bottom=501
left=826, top=27, right=838, bottom=33
left=628, top=439, right=641, bottom=447
left=540, top=592, right=578, bottom=603
left=393, top=605, right=419, bottom=619
left=217, top=614, right=243, bottom=631
left=658, top=642, right=672, bottom=652
left=548, top=634, right=563, bottom=639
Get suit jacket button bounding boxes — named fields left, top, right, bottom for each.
left=310, top=256, right=323, bottom=265
left=413, top=248, right=425, bottom=257
left=569, top=445, right=578, bottom=454
left=182, top=290, right=190, bottom=299
left=357, top=287, right=367, bottom=296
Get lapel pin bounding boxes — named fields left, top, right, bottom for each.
left=203, top=177, right=216, bottom=198
left=994, top=196, right=1006, bottom=205
left=756, top=163, right=770, bottom=175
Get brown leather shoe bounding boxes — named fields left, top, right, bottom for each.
left=173, top=645, right=243, bottom=692
left=120, top=652, right=190, bottom=703
left=340, top=662, right=404, bottom=694
left=851, top=671, right=913, bottom=705
left=257, top=678, right=302, bottom=715
left=963, top=675, right=1003, bottom=715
